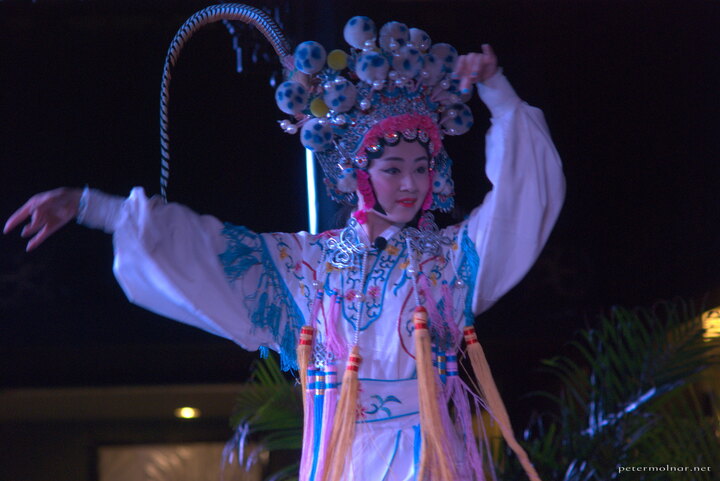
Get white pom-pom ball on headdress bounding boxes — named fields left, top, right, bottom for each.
left=343, top=16, right=376, bottom=49
left=301, top=118, right=334, bottom=152
left=429, top=43, right=458, bottom=73
left=275, top=80, right=310, bottom=115
left=323, top=78, right=358, bottom=113
left=355, top=52, right=390, bottom=83
left=409, top=28, right=431, bottom=52
left=336, top=166, right=358, bottom=193
left=378, top=21, right=410, bottom=52
left=392, top=46, right=424, bottom=80
left=440, top=103, right=474, bottom=136
left=294, top=41, right=327, bottom=74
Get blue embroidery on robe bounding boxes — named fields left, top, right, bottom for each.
left=219, top=223, right=304, bottom=371
left=458, top=226, right=480, bottom=326
left=365, top=394, right=402, bottom=418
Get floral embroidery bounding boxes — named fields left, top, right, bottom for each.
left=219, top=224, right=304, bottom=371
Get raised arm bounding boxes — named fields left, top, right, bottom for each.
left=452, top=50, right=565, bottom=316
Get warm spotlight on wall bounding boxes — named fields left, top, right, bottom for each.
left=174, top=406, right=202, bottom=419
left=701, top=307, right=720, bottom=341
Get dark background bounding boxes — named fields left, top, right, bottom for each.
left=1, top=0, right=719, bottom=421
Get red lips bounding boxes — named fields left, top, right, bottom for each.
left=397, top=198, right=417, bottom=207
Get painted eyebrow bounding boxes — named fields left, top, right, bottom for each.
left=378, top=155, right=429, bottom=162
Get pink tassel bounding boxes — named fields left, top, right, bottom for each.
left=417, top=275, right=448, bottom=336
left=441, top=284, right=460, bottom=344
left=298, top=368, right=316, bottom=481
left=325, top=292, right=348, bottom=360
left=445, top=356, right=497, bottom=481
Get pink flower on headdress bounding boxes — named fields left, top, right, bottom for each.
left=359, top=113, right=442, bottom=157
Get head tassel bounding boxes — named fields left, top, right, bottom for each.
left=322, top=346, right=362, bottom=481
left=464, top=326, right=543, bottom=481
left=413, top=306, right=456, bottom=481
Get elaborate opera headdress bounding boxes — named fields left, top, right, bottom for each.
left=159, top=5, right=475, bottom=215
left=274, top=16, right=475, bottom=214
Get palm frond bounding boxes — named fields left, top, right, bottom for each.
left=499, top=299, right=720, bottom=481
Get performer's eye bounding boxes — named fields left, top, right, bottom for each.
left=383, top=168, right=401, bottom=175
left=416, top=166, right=428, bottom=174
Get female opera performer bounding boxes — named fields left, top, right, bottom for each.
left=4, top=10, right=564, bottom=481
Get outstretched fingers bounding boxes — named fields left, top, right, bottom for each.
left=3, top=200, right=34, bottom=235
left=3, top=187, right=82, bottom=251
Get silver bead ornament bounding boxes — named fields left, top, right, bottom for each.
left=430, top=42, right=458, bottom=73
left=285, top=124, right=298, bottom=134
left=392, top=45, right=423, bottom=79
left=275, top=80, right=309, bottom=115
left=378, top=21, right=410, bottom=52
left=409, top=28, right=431, bottom=52
left=355, top=51, right=390, bottom=83
left=354, top=155, right=368, bottom=169
left=343, top=16, right=376, bottom=49
left=362, top=39, right=377, bottom=52
left=359, top=98, right=371, bottom=111
left=455, top=278, right=465, bottom=287
left=294, top=41, right=327, bottom=75
left=440, top=103, right=474, bottom=136
left=300, top=118, right=334, bottom=152
left=312, top=280, right=322, bottom=289
left=353, top=292, right=364, bottom=301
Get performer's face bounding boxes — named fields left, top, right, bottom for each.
left=366, top=139, right=430, bottom=226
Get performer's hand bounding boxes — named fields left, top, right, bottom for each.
left=453, top=44, right=498, bottom=94
left=3, top=187, right=82, bottom=251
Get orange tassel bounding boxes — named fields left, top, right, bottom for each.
left=297, top=326, right=315, bottom=394
left=464, top=326, right=542, bottom=481
left=322, top=345, right=362, bottom=481
left=413, top=306, right=456, bottom=481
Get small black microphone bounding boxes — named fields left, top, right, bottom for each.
left=373, top=236, right=388, bottom=251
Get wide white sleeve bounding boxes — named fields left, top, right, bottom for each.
left=460, top=72, right=565, bottom=315
left=78, top=187, right=307, bottom=370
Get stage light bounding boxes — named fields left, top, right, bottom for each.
left=306, top=149, right=318, bottom=234
left=174, top=406, right=201, bottom=419
left=701, top=307, right=720, bottom=341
